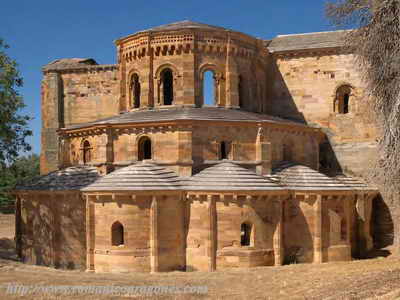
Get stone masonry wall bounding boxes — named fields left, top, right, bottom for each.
left=40, top=66, right=120, bottom=174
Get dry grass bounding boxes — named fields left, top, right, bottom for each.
left=1, top=213, right=400, bottom=300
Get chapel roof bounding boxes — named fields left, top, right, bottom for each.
left=15, top=166, right=100, bottom=191
left=137, top=20, right=229, bottom=34
left=64, top=107, right=307, bottom=131
left=185, top=161, right=284, bottom=191
left=81, top=162, right=182, bottom=192
left=269, top=161, right=373, bottom=191
left=42, top=58, right=98, bottom=71
left=267, top=30, right=348, bottom=53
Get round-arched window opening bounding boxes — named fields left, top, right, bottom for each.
left=161, top=69, right=174, bottom=105
left=238, top=75, right=244, bottom=108
left=203, top=70, right=216, bottom=106
left=82, top=140, right=92, bottom=165
left=111, top=221, right=124, bottom=246
left=335, top=85, right=352, bottom=114
left=131, top=73, right=141, bottom=109
left=241, top=222, right=253, bottom=246
left=138, top=137, right=152, bottom=161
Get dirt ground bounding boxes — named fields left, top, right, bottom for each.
left=1, top=213, right=400, bottom=300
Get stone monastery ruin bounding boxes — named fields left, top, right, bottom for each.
left=14, top=21, right=389, bottom=273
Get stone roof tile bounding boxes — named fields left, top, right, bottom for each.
left=136, top=20, right=229, bottom=34
left=267, top=30, right=348, bottom=53
left=42, top=58, right=98, bottom=71
left=82, top=162, right=182, bottom=192
left=269, top=162, right=374, bottom=191
left=15, top=166, right=100, bottom=191
left=65, top=107, right=306, bottom=130
left=186, top=161, right=284, bottom=191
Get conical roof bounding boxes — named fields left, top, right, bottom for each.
left=335, top=175, right=378, bottom=192
left=269, top=162, right=355, bottom=191
left=137, top=20, right=228, bottom=34
left=186, top=161, right=284, bottom=191
left=15, top=166, right=100, bottom=191
left=82, top=162, right=181, bottom=192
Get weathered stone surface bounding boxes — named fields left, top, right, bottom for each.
left=18, top=20, right=391, bottom=274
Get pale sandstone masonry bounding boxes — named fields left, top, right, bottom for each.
left=14, top=21, right=390, bottom=273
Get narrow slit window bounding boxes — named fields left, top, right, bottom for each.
left=241, top=223, right=252, bottom=246
left=138, top=137, right=152, bottom=161
left=161, top=69, right=174, bottom=105
left=203, top=70, right=216, bottom=106
left=82, top=140, right=92, bottom=164
left=131, top=74, right=141, bottom=108
left=111, top=221, right=124, bottom=246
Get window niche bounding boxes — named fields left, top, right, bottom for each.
left=203, top=70, right=217, bottom=106
left=111, top=221, right=124, bottom=246
left=82, top=140, right=92, bottom=165
left=334, top=85, right=352, bottom=114
left=131, top=73, right=141, bottom=109
left=138, top=136, right=152, bottom=161
left=160, top=68, right=174, bottom=105
left=219, top=141, right=231, bottom=160
left=241, top=222, right=253, bottom=246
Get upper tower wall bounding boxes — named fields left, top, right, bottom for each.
left=116, top=21, right=269, bottom=113
left=40, top=59, right=120, bottom=174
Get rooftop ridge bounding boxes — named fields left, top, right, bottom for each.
left=275, top=29, right=351, bottom=38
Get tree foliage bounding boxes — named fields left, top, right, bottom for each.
left=0, top=154, right=40, bottom=206
left=0, top=38, right=32, bottom=165
left=326, top=0, right=400, bottom=193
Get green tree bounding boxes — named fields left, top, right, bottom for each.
left=0, top=38, right=32, bottom=165
left=0, top=154, right=40, bottom=206
left=326, top=0, right=400, bottom=193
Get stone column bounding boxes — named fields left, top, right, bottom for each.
left=86, top=195, right=95, bottom=272
left=207, top=195, right=216, bottom=272
left=177, top=129, right=193, bottom=177
left=314, top=194, right=323, bottom=263
left=225, top=34, right=239, bottom=108
left=256, top=126, right=272, bottom=176
left=150, top=195, right=159, bottom=273
left=273, top=196, right=284, bottom=266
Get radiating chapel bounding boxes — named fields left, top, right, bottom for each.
left=14, top=21, right=382, bottom=273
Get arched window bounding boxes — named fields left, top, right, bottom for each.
left=238, top=75, right=244, bottom=108
left=82, top=140, right=92, bottom=164
left=138, top=136, right=152, bottom=161
left=334, top=85, right=352, bottom=114
left=219, top=141, right=231, bottom=160
left=111, top=221, right=124, bottom=246
left=203, top=70, right=216, bottom=106
left=220, top=141, right=227, bottom=160
left=161, top=69, right=174, bottom=105
left=131, top=73, right=141, bottom=108
left=241, top=222, right=252, bottom=246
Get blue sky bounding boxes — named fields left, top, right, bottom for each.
left=0, top=0, right=334, bottom=155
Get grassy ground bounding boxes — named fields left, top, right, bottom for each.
left=0, top=213, right=399, bottom=300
